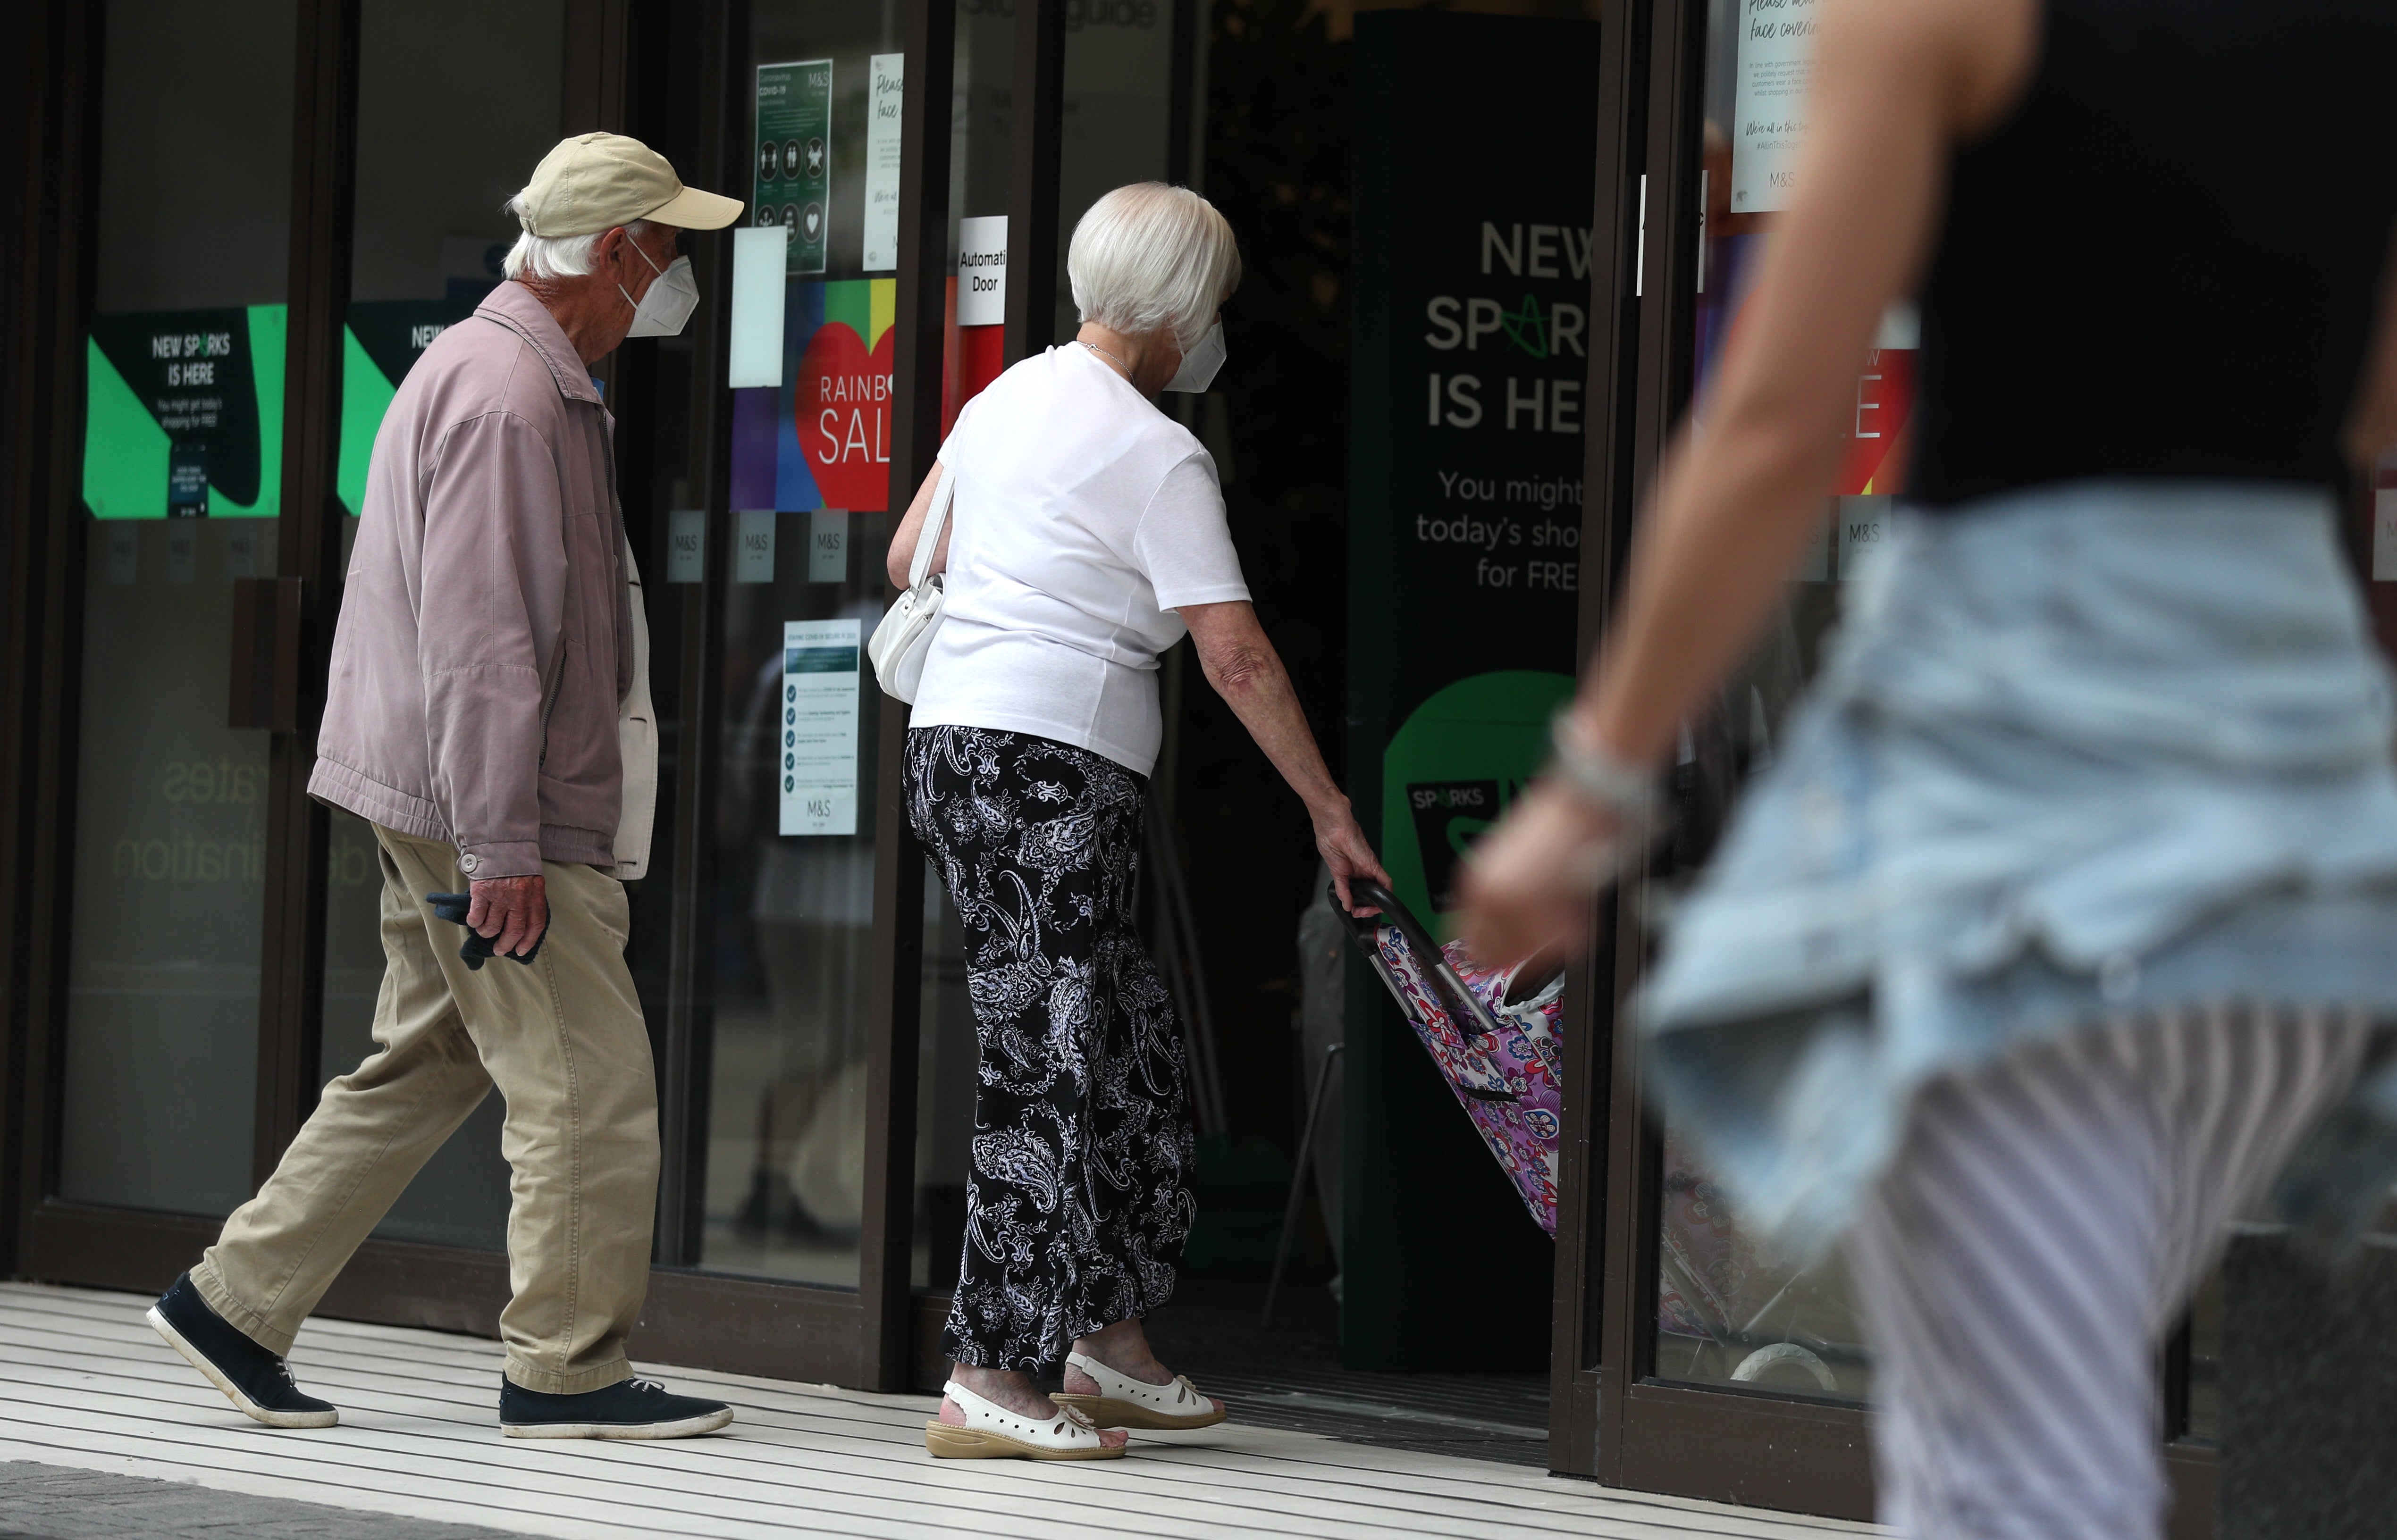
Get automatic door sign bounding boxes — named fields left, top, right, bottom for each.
left=779, top=618, right=862, bottom=836
left=755, top=60, right=833, bottom=276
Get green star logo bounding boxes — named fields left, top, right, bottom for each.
left=1499, top=296, right=1548, bottom=360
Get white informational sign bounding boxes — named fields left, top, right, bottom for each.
left=164, top=522, right=197, bottom=583
left=1833, top=495, right=1888, bottom=583
left=958, top=216, right=1008, bottom=326
left=226, top=527, right=262, bottom=579
left=1731, top=0, right=1819, bottom=215
left=779, top=618, right=863, bottom=836
left=864, top=54, right=904, bottom=272
left=808, top=509, right=849, bottom=582
left=2374, top=488, right=2397, bottom=582
left=727, top=225, right=790, bottom=388
left=737, top=508, right=777, bottom=583
left=667, top=509, right=706, bottom=584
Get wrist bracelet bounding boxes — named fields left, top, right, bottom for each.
left=1548, top=714, right=1658, bottom=825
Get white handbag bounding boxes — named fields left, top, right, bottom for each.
left=867, top=464, right=956, bottom=703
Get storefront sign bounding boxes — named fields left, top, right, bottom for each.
left=667, top=509, right=707, bottom=583
left=779, top=618, right=863, bottom=836
left=956, top=217, right=1007, bottom=326
left=1732, top=0, right=1818, bottom=213
left=864, top=54, right=904, bottom=273
left=728, top=279, right=898, bottom=515
left=1344, top=8, right=1601, bottom=1372
left=1352, top=15, right=1598, bottom=927
left=84, top=307, right=283, bottom=520
left=737, top=508, right=778, bottom=583
left=755, top=59, right=833, bottom=276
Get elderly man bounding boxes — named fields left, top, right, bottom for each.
left=145, top=134, right=740, bottom=1440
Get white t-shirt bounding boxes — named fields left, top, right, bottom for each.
left=908, top=344, right=1250, bottom=776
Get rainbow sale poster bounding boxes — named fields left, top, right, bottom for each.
left=730, top=278, right=897, bottom=513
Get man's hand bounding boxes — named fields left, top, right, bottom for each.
left=467, top=874, right=548, bottom=959
left=1454, top=781, right=1620, bottom=967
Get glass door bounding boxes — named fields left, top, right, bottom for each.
left=57, top=0, right=299, bottom=1219
left=308, top=0, right=573, bottom=1252
left=694, top=0, right=915, bottom=1289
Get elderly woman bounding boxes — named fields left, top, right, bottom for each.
left=890, top=183, right=1388, bottom=1461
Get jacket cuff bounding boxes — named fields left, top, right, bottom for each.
left=456, top=841, right=544, bottom=881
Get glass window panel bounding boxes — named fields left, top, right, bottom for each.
left=908, top=0, right=1182, bottom=1290
left=701, top=0, right=908, bottom=1288
left=1646, top=0, right=1901, bottom=1403
left=58, top=0, right=298, bottom=1217
left=311, top=0, right=568, bottom=1251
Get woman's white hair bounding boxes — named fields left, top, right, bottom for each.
left=1067, top=183, right=1240, bottom=350
left=501, top=192, right=652, bottom=282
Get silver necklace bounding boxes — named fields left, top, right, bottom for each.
left=1078, top=339, right=1135, bottom=380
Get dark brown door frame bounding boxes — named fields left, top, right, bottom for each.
left=856, top=0, right=959, bottom=1393
left=1548, top=0, right=1653, bottom=1483
left=0, top=0, right=106, bottom=1286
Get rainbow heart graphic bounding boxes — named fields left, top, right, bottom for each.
left=794, top=321, right=894, bottom=511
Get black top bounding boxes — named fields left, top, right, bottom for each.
left=1907, top=0, right=2397, bottom=509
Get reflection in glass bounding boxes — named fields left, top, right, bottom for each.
left=1648, top=0, right=1908, bottom=1402
left=58, top=0, right=299, bottom=1216
left=302, top=0, right=568, bottom=1251
left=703, top=552, right=887, bottom=1286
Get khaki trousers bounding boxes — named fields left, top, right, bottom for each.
left=194, top=824, right=658, bottom=1394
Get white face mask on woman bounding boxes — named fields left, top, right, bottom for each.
left=618, top=238, right=698, bottom=338
left=1162, top=321, right=1226, bottom=393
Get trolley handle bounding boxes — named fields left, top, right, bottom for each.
left=1332, top=879, right=1511, bottom=1045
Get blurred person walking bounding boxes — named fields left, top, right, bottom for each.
left=148, top=134, right=744, bottom=1441
left=1463, top=1, right=2397, bottom=1535
left=890, top=183, right=1389, bottom=1459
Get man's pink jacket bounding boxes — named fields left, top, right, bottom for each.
left=310, top=281, right=636, bottom=881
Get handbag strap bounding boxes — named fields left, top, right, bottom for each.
left=907, top=462, right=958, bottom=590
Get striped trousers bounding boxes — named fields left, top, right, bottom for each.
left=1848, top=1004, right=2375, bottom=1540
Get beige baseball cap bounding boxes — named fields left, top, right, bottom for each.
left=514, top=132, right=743, bottom=237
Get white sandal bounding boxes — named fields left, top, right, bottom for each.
left=1053, top=1351, right=1228, bottom=1431
left=924, top=1379, right=1125, bottom=1460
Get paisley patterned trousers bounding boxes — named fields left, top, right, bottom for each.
left=906, top=725, right=1195, bottom=1371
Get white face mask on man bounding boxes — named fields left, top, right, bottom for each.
left=617, top=236, right=698, bottom=338
left=1162, top=321, right=1226, bottom=393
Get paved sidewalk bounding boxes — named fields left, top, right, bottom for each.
left=0, top=1460, right=529, bottom=1539
left=0, top=1283, right=1877, bottom=1540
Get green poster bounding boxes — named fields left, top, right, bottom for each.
left=84, top=306, right=285, bottom=519
left=754, top=59, right=833, bottom=276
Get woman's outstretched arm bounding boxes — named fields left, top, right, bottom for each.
left=1458, top=0, right=2036, bottom=964
left=1180, top=599, right=1392, bottom=913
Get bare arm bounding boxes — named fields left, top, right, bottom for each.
left=884, top=462, right=953, bottom=588
left=2347, top=225, right=2397, bottom=467
left=1460, top=0, right=2035, bottom=963
left=1180, top=600, right=1392, bottom=912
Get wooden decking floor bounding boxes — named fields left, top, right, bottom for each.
left=0, top=1283, right=1879, bottom=1540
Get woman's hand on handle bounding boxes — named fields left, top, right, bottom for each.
left=1180, top=599, right=1391, bottom=915
left=1312, top=800, right=1392, bottom=918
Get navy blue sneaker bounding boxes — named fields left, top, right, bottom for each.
left=148, top=1272, right=338, bottom=1428
left=499, top=1374, right=734, bottom=1440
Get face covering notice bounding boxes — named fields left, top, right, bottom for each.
left=778, top=618, right=862, bottom=835
left=1732, top=0, right=1818, bottom=214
